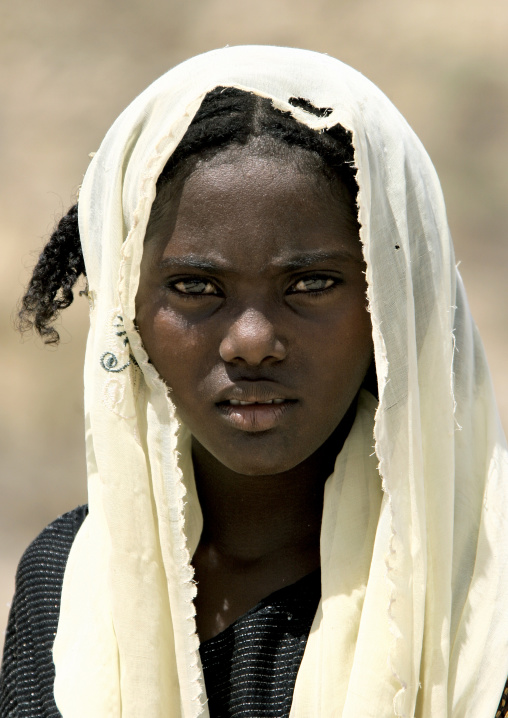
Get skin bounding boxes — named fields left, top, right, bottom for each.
left=136, top=140, right=373, bottom=641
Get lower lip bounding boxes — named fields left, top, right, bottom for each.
left=216, top=401, right=296, bottom=432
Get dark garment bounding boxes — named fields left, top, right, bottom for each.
left=1, top=506, right=508, bottom=718
left=200, top=570, right=320, bottom=717
left=0, top=506, right=88, bottom=718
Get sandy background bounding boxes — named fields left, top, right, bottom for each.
left=1, top=0, right=507, bottom=654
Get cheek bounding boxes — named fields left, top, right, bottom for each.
left=137, top=304, right=219, bottom=410
left=137, top=302, right=189, bottom=375
left=306, top=300, right=373, bottom=385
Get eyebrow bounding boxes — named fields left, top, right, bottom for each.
left=156, top=249, right=362, bottom=273
left=158, top=256, right=223, bottom=272
left=272, top=249, right=362, bottom=269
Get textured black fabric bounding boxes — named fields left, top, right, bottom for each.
left=0, top=505, right=88, bottom=718
left=199, top=570, right=320, bottom=718
left=1, top=507, right=508, bottom=717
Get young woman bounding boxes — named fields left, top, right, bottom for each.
left=1, top=46, right=508, bottom=718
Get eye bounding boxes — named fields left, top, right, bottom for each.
left=169, top=278, right=219, bottom=296
left=288, top=276, right=337, bottom=294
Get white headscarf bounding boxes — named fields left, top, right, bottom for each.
left=52, top=46, right=508, bottom=717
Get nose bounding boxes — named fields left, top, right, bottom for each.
left=219, top=308, right=287, bottom=366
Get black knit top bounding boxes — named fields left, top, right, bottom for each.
left=1, top=506, right=508, bottom=718
left=0, top=506, right=88, bottom=718
left=200, top=570, right=320, bottom=717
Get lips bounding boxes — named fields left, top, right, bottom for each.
left=215, top=381, right=295, bottom=404
left=215, top=383, right=297, bottom=432
left=228, top=398, right=285, bottom=406
left=217, top=401, right=295, bottom=432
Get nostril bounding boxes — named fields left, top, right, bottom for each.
left=219, top=339, right=286, bottom=366
left=219, top=314, right=286, bottom=365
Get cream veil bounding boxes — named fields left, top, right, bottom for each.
left=52, top=46, right=508, bottom=717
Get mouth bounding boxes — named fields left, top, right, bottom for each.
left=216, top=397, right=297, bottom=432
left=228, top=398, right=286, bottom=406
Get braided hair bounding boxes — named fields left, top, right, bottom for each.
left=18, top=204, right=84, bottom=345
left=18, top=88, right=358, bottom=344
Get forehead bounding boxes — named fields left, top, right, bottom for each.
left=145, top=144, right=362, bottom=268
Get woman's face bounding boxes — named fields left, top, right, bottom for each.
left=136, top=143, right=373, bottom=476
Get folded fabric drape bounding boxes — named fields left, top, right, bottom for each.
left=53, top=45, right=508, bottom=717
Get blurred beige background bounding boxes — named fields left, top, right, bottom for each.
left=1, top=0, right=507, bottom=653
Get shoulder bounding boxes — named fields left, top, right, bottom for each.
left=16, top=504, right=89, bottom=582
left=12, top=503, right=89, bottom=637
left=0, top=506, right=88, bottom=716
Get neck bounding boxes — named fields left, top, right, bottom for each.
left=192, top=402, right=356, bottom=566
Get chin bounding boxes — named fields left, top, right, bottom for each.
left=227, top=462, right=292, bottom=477
left=213, top=445, right=313, bottom=478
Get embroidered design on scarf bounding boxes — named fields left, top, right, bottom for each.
left=100, top=315, right=139, bottom=373
left=100, top=312, right=143, bottom=436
